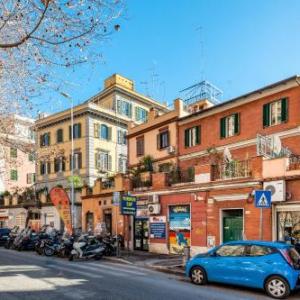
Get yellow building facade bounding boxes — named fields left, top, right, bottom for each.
left=34, top=74, right=168, bottom=229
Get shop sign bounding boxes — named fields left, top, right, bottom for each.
left=121, top=196, right=137, bottom=215
left=169, top=205, right=191, bottom=254
left=150, top=216, right=166, bottom=239
left=113, top=192, right=120, bottom=206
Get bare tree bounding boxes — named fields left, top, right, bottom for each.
left=0, top=0, right=123, bottom=112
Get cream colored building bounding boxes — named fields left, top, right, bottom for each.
left=34, top=74, right=168, bottom=229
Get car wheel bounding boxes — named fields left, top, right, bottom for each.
left=190, top=266, right=207, bottom=285
left=265, top=276, right=290, bottom=299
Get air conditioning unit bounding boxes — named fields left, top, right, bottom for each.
left=148, top=203, right=161, bottom=215
left=167, top=146, right=176, bottom=154
left=263, top=180, right=286, bottom=202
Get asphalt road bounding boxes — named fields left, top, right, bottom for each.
left=0, top=248, right=299, bottom=300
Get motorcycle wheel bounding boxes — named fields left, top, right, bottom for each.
left=95, top=254, right=102, bottom=260
left=44, top=247, right=55, bottom=256
left=68, top=254, right=74, bottom=261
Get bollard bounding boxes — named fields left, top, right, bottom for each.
left=182, top=245, right=191, bottom=266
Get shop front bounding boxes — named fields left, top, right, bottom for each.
left=275, top=204, right=300, bottom=244
left=134, top=197, right=149, bottom=251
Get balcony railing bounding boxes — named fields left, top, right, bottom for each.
left=212, top=160, right=250, bottom=180
left=288, top=154, right=300, bottom=170
left=132, top=178, right=152, bottom=189
left=168, top=167, right=195, bottom=185
left=102, top=180, right=115, bottom=190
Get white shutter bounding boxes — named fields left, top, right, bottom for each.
left=108, top=154, right=112, bottom=171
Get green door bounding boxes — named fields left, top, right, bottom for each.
left=223, top=216, right=243, bottom=243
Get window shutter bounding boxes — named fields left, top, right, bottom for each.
left=62, top=158, right=66, bottom=171
left=78, top=124, right=82, bottom=138
left=135, top=107, right=139, bottom=121
left=157, top=133, right=161, bottom=149
left=184, top=129, right=189, bottom=147
left=40, top=164, right=44, bottom=175
left=195, top=126, right=200, bottom=144
left=117, top=100, right=121, bottom=113
left=95, top=153, right=98, bottom=168
left=281, top=98, right=288, bottom=122
left=69, top=125, right=72, bottom=140
left=234, top=113, right=240, bottom=134
left=108, top=155, right=112, bottom=171
left=54, top=159, right=58, bottom=173
left=47, top=162, right=51, bottom=174
left=78, top=153, right=82, bottom=169
left=108, top=127, right=112, bottom=141
left=220, top=117, right=226, bottom=138
left=40, top=135, right=43, bottom=147
left=129, top=103, right=132, bottom=118
left=94, top=124, right=98, bottom=138
left=69, top=154, right=72, bottom=170
left=166, top=131, right=170, bottom=147
left=263, top=103, right=270, bottom=127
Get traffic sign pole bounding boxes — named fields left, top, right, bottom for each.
left=259, top=208, right=263, bottom=240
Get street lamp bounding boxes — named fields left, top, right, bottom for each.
left=60, top=92, right=75, bottom=232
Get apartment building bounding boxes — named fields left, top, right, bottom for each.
left=0, top=115, right=36, bottom=228
left=128, top=75, right=300, bottom=255
left=35, top=74, right=168, bottom=230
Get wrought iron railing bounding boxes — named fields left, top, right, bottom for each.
left=288, top=154, right=300, bottom=170
left=168, top=167, right=195, bottom=184
left=212, top=160, right=250, bottom=180
left=132, top=177, right=152, bottom=189
left=102, top=180, right=115, bottom=189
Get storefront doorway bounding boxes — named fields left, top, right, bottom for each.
left=134, top=219, right=149, bottom=251
left=222, top=209, right=243, bottom=243
left=104, top=212, right=112, bottom=235
left=277, top=210, right=300, bottom=244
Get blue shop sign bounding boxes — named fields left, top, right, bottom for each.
left=150, top=223, right=166, bottom=239
left=121, top=196, right=137, bottom=215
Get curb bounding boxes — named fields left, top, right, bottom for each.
left=149, top=265, right=185, bottom=276
left=102, top=256, right=134, bottom=265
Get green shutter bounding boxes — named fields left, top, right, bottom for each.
left=184, top=129, right=189, bottom=147
left=281, top=98, right=288, bottom=122
left=263, top=103, right=270, bottom=127
left=220, top=117, right=226, bottom=138
left=78, top=124, right=82, bottom=138
left=234, top=113, right=240, bottom=134
left=157, top=134, right=160, bottom=149
left=195, top=126, right=200, bottom=144
left=108, top=127, right=112, bottom=141
left=69, top=126, right=72, bottom=140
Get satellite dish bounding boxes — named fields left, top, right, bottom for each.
left=223, top=147, right=232, bottom=162
left=273, top=135, right=282, bottom=156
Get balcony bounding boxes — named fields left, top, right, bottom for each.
left=168, top=167, right=195, bottom=185
left=101, top=179, right=115, bottom=190
left=287, top=155, right=300, bottom=171
left=212, top=160, right=251, bottom=181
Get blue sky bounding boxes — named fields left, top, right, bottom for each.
left=38, top=0, right=300, bottom=115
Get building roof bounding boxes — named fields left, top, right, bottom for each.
left=180, top=75, right=300, bottom=122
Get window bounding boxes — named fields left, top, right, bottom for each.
left=263, top=98, right=288, bottom=127
left=10, top=170, right=18, bottom=181
left=28, top=153, right=35, bottom=162
left=117, top=99, right=132, bottom=117
left=249, top=245, right=274, bottom=256
left=216, top=245, right=246, bottom=257
left=184, top=126, right=200, bottom=147
left=95, top=151, right=112, bottom=171
left=26, top=173, right=36, bottom=184
left=69, top=153, right=82, bottom=170
left=135, top=107, right=148, bottom=122
left=117, top=129, right=127, bottom=145
left=40, top=132, right=50, bottom=147
left=56, top=129, right=63, bottom=143
left=220, top=114, right=239, bottom=138
left=136, top=136, right=144, bottom=156
left=157, top=130, right=169, bottom=149
left=40, top=162, right=51, bottom=175
left=10, top=148, right=17, bottom=158
left=29, top=129, right=35, bottom=140
left=118, top=156, right=127, bottom=173
left=54, top=157, right=66, bottom=172
left=69, top=123, right=81, bottom=140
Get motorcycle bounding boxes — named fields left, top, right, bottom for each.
left=57, top=235, right=75, bottom=258
left=42, top=235, right=61, bottom=256
left=4, top=226, right=20, bottom=249
left=14, top=228, right=39, bottom=251
left=69, top=234, right=105, bottom=261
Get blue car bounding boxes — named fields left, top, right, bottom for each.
left=186, top=241, right=300, bottom=299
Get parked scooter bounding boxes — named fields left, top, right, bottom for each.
left=69, top=234, right=105, bottom=261
left=4, top=226, right=19, bottom=249
left=14, top=227, right=38, bottom=251
left=57, top=234, right=75, bottom=258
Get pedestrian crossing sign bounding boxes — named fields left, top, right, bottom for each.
left=255, top=190, right=271, bottom=208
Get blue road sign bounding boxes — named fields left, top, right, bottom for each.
left=255, top=190, right=271, bottom=208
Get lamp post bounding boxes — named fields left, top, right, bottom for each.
left=61, top=92, right=75, bottom=232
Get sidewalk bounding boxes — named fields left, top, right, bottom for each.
left=103, top=250, right=185, bottom=276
